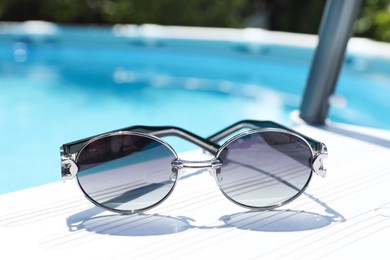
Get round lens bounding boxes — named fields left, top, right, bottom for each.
left=216, top=130, right=313, bottom=209
left=75, top=133, right=177, bottom=213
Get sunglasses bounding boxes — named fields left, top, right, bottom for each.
left=60, top=120, right=327, bottom=214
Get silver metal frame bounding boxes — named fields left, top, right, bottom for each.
left=214, top=128, right=316, bottom=210
left=61, top=127, right=327, bottom=214
left=72, top=131, right=179, bottom=214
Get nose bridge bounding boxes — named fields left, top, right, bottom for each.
left=171, top=158, right=222, bottom=169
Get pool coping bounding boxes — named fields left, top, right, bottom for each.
left=1, top=21, right=390, bottom=56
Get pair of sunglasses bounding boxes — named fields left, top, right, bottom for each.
left=60, top=120, right=327, bottom=214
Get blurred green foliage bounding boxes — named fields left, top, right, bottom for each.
left=0, top=0, right=389, bottom=42
left=0, top=0, right=247, bottom=26
left=355, top=0, right=390, bottom=41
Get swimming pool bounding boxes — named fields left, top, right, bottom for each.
left=1, top=22, right=389, bottom=194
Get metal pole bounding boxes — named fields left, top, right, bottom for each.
left=299, top=0, right=362, bottom=124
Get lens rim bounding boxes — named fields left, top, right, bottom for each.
left=75, top=131, right=179, bottom=214
left=215, top=128, right=314, bottom=210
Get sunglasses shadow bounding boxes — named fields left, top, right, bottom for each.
left=219, top=193, right=345, bottom=232
left=220, top=210, right=332, bottom=232
left=66, top=208, right=196, bottom=236
left=66, top=191, right=345, bottom=236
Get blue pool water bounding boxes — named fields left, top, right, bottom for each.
left=1, top=24, right=390, bottom=194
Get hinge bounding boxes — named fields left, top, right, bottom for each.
left=312, top=143, right=328, bottom=178
left=61, top=156, right=78, bottom=182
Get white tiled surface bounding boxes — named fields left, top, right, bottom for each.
left=1, top=124, right=390, bottom=259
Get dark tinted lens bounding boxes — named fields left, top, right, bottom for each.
left=217, top=131, right=312, bottom=208
left=76, top=133, right=177, bottom=212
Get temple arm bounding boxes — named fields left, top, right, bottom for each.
left=207, top=120, right=324, bottom=153
left=207, top=120, right=327, bottom=177
left=61, top=120, right=327, bottom=179
left=61, top=125, right=220, bottom=156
